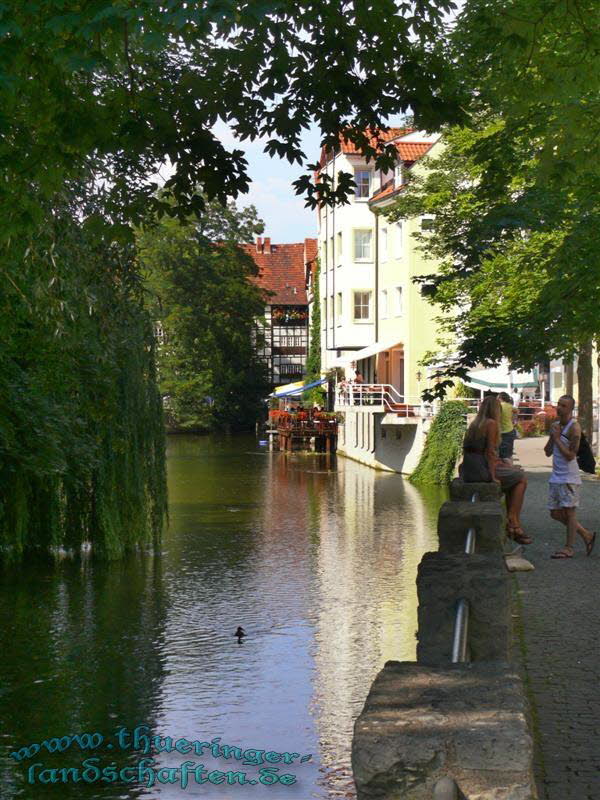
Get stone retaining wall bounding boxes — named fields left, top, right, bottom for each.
left=352, top=481, right=538, bottom=800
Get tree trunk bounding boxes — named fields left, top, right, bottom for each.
left=576, top=341, right=593, bottom=441
left=565, top=360, right=574, bottom=395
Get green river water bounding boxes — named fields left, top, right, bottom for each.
left=0, top=434, right=447, bottom=800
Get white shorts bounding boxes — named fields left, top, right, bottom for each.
left=548, top=483, right=580, bottom=509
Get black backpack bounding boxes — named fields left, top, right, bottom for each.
left=577, top=431, right=596, bottom=474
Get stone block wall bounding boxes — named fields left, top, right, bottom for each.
left=416, top=552, right=510, bottom=664
left=352, top=480, right=537, bottom=800
left=352, top=661, right=536, bottom=800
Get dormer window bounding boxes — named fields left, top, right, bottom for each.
left=354, top=169, right=372, bottom=199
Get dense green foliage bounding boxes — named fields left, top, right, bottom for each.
left=0, top=0, right=465, bottom=221
left=0, top=196, right=166, bottom=560
left=409, top=402, right=467, bottom=485
left=388, top=0, right=600, bottom=397
left=138, top=200, right=270, bottom=432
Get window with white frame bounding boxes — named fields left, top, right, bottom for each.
left=336, top=231, right=342, bottom=259
left=329, top=235, right=334, bottom=262
left=394, top=163, right=403, bottom=185
left=380, top=289, right=388, bottom=318
left=336, top=292, right=342, bottom=320
left=394, top=221, right=403, bottom=258
left=380, top=227, right=388, bottom=261
left=329, top=294, right=334, bottom=325
left=421, top=216, right=435, bottom=232
left=354, top=169, right=372, bottom=199
left=394, top=286, right=403, bottom=316
left=353, top=291, right=372, bottom=321
left=353, top=229, right=372, bottom=261
left=321, top=299, right=326, bottom=326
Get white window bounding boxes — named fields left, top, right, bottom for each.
left=380, top=289, right=388, bottom=318
left=394, top=163, right=403, bottom=185
left=336, top=231, right=343, bottom=258
left=354, top=169, right=372, bottom=199
left=395, top=221, right=403, bottom=258
left=353, top=291, right=372, bottom=321
left=329, top=235, right=334, bottom=262
left=321, top=299, right=326, bottom=326
left=353, top=229, right=373, bottom=261
left=380, top=227, right=388, bottom=262
left=421, top=216, right=435, bottom=232
left=394, top=286, right=403, bottom=316
left=336, top=292, right=342, bottom=321
left=281, top=363, right=302, bottom=375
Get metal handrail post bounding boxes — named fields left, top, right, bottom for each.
left=433, top=776, right=458, bottom=799
left=450, top=492, right=479, bottom=664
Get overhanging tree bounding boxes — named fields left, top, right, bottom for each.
left=0, top=1, right=467, bottom=559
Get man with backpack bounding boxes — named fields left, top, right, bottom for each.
left=544, top=394, right=596, bottom=559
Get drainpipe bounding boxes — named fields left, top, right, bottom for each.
left=374, top=208, right=379, bottom=345
left=332, top=168, right=336, bottom=350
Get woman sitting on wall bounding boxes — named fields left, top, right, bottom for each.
left=460, top=395, right=530, bottom=544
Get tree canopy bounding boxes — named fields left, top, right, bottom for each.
left=138, top=199, right=270, bottom=432
left=387, top=0, right=600, bottom=393
left=0, top=0, right=467, bottom=225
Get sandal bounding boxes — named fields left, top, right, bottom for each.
left=551, top=548, right=573, bottom=559
left=506, top=524, right=533, bottom=545
left=586, top=531, right=596, bottom=557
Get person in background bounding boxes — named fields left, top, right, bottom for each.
left=511, top=388, right=521, bottom=408
left=544, top=394, right=596, bottom=559
left=352, top=367, right=364, bottom=405
left=498, top=391, right=518, bottom=461
left=460, top=395, right=530, bottom=544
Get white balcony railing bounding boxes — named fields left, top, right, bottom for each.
left=335, top=383, right=433, bottom=417
left=335, top=387, right=554, bottom=419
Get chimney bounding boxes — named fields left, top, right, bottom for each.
left=256, top=236, right=263, bottom=253
left=264, top=237, right=271, bottom=254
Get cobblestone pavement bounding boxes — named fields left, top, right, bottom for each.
left=511, top=438, right=600, bottom=800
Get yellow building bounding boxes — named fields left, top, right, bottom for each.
left=315, top=131, right=445, bottom=472
left=367, top=137, right=443, bottom=401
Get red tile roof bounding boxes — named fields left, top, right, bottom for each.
left=244, top=237, right=316, bottom=305
left=394, top=141, right=434, bottom=162
left=369, top=182, right=406, bottom=204
left=319, top=127, right=414, bottom=167
left=369, top=142, right=435, bottom=204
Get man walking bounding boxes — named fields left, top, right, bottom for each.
left=544, top=395, right=596, bottom=559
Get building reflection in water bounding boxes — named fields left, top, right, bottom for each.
left=261, top=450, right=445, bottom=799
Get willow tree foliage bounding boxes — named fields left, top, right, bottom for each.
left=138, top=200, right=269, bottom=432
left=0, top=193, right=166, bottom=559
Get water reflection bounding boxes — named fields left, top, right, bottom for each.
left=0, top=435, right=446, bottom=800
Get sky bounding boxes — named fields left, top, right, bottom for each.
left=212, top=122, right=322, bottom=245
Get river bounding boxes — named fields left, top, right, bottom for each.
left=0, top=434, right=446, bottom=800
